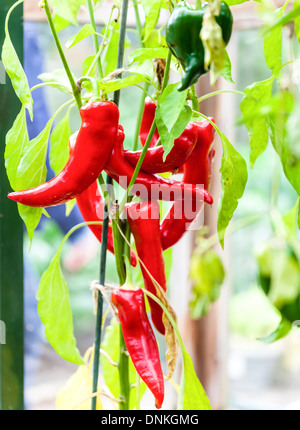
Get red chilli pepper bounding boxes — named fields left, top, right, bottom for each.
left=139, top=99, right=160, bottom=148
left=8, top=101, right=119, bottom=207
left=124, top=200, right=167, bottom=335
left=111, top=286, right=164, bottom=409
left=105, top=126, right=213, bottom=205
left=124, top=122, right=198, bottom=174
left=160, top=119, right=216, bottom=251
left=68, top=133, right=137, bottom=267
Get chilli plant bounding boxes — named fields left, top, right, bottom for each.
left=2, top=0, right=300, bottom=410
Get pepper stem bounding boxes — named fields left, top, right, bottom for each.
left=77, top=76, right=100, bottom=100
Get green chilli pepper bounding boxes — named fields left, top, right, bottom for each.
left=166, top=1, right=233, bottom=91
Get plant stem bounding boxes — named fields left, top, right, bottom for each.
left=44, top=0, right=82, bottom=110
left=119, top=119, right=157, bottom=210
left=132, top=0, right=150, bottom=152
left=132, top=83, right=150, bottom=151
left=195, top=0, right=202, bottom=10
left=85, top=5, right=115, bottom=78
left=86, top=0, right=104, bottom=80
left=161, top=50, right=172, bottom=94
left=132, top=0, right=143, bottom=45
left=91, top=0, right=130, bottom=411
left=118, top=325, right=130, bottom=410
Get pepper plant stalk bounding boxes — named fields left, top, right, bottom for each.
left=91, top=0, right=130, bottom=411
left=43, top=0, right=82, bottom=110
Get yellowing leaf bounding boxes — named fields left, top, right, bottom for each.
left=56, top=348, right=102, bottom=410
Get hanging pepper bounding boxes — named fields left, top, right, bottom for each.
left=67, top=133, right=137, bottom=267
left=105, top=126, right=213, bottom=205
left=139, top=99, right=160, bottom=148
left=166, top=1, right=233, bottom=91
left=124, top=200, right=167, bottom=335
left=8, top=101, right=119, bottom=207
left=111, top=286, right=165, bottom=409
left=124, top=121, right=198, bottom=174
left=160, top=119, right=216, bottom=251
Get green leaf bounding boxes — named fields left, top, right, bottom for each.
left=263, top=4, right=286, bottom=72
left=268, top=92, right=300, bottom=196
left=141, top=0, right=163, bottom=43
left=128, top=48, right=168, bottom=65
left=102, top=21, right=120, bottom=76
left=240, top=77, right=273, bottom=167
left=38, top=69, right=72, bottom=94
left=100, top=318, right=147, bottom=410
left=4, top=107, right=50, bottom=240
left=189, top=249, right=225, bottom=318
left=37, top=249, right=84, bottom=365
left=282, top=200, right=299, bottom=239
left=1, top=16, right=33, bottom=117
left=53, top=14, right=71, bottom=33
left=178, top=346, right=212, bottom=410
left=66, top=24, right=96, bottom=49
left=82, top=55, right=96, bottom=76
left=100, top=73, right=149, bottom=95
left=258, top=318, right=292, bottom=344
left=224, top=0, right=250, bottom=5
left=65, top=199, right=76, bottom=217
left=50, top=109, right=72, bottom=176
left=217, top=133, right=248, bottom=249
left=127, top=59, right=155, bottom=80
left=262, top=3, right=300, bottom=34
left=155, top=84, right=191, bottom=158
left=49, top=0, right=85, bottom=26
left=220, top=50, right=235, bottom=84
left=295, top=0, right=300, bottom=44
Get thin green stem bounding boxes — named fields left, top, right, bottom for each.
left=112, top=212, right=126, bottom=285
left=85, top=6, right=115, bottom=78
left=30, top=82, right=71, bottom=93
left=78, top=76, right=100, bottom=99
left=132, top=82, right=150, bottom=151
left=91, top=0, right=130, bottom=411
left=44, top=0, right=82, bottom=110
left=161, top=50, right=172, bottom=94
left=118, top=325, right=130, bottom=410
left=197, top=89, right=247, bottom=103
left=86, top=0, right=104, bottom=80
left=132, top=0, right=143, bottom=45
left=119, top=119, right=157, bottom=210
left=195, top=0, right=202, bottom=10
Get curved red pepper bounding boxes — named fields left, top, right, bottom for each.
left=139, top=99, right=160, bottom=148
left=8, top=101, right=119, bottom=207
left=160, top=119, right=216, bottom=251
left=111, top=286, right=164, bottom=409
left=105, top=126, right=213, bottom=205
left=124, top=122, right=198, bottom=174
left=67, top=133, right=137, bottom=267
left=124, top=200, right=166, bottom=335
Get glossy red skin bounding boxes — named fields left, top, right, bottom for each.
left=111, top=287, right=164, bottom=409
left=160, top=119, right=215, bottom=251
left=8, top=101, right=119, bottom=207
left=139, top=99, right=160, bottom=148
left=124, top=122, right=198, bottom=174
left=124, top=201, right=166, bottom=335
left=105, top=127, right=213, bottom=205
left=67, top=133, right=137, bottom=267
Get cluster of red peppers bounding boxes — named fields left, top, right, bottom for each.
left=8, top=98, right=215, bottom=409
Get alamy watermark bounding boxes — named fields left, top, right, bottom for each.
left=0, top=61, right=6, bottom=85
left=96, top=177, right=206, bottom=231
left=0, top=320, right=6, bottom=345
